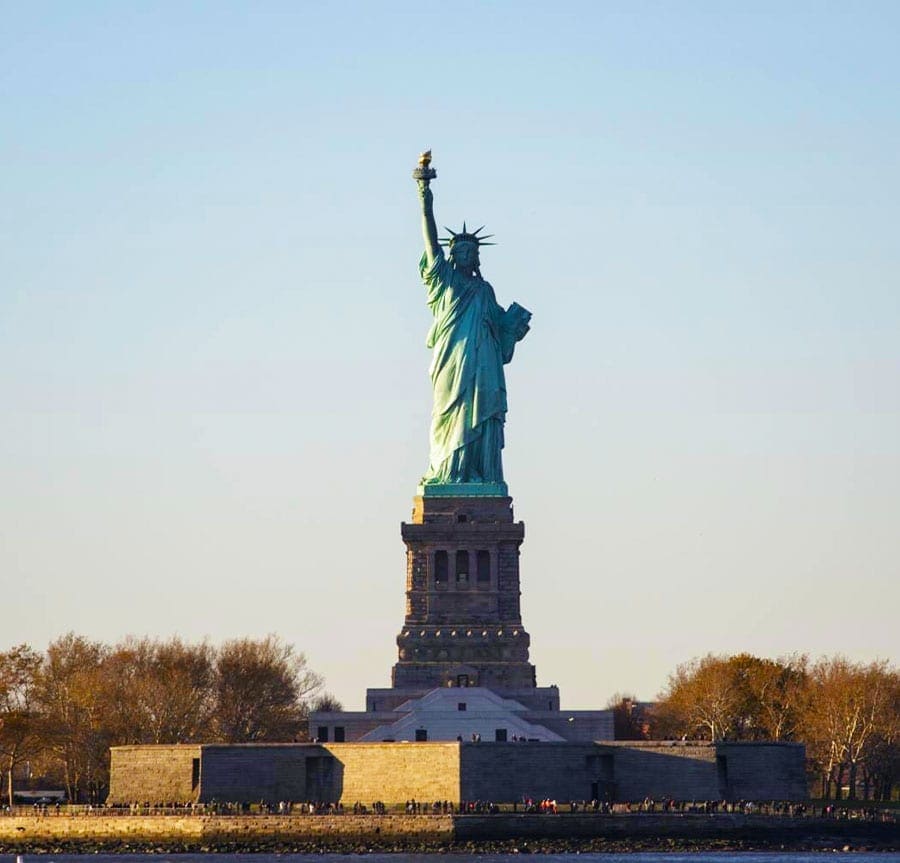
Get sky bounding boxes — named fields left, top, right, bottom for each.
left=2, top=1, right=898, bottom=710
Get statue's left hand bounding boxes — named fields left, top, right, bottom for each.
left=511, top=304, right=532, bottom=341
left=500, top=303, right=531, bottom=363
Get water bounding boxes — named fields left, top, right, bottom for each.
left=2, top=855, right=899, bottom=862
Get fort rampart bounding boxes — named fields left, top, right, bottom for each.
left=108, top=740, right=808, bottom=805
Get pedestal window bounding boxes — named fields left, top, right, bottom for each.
left=434, top=550, right=448, bottom=586
left=476, top=550, right=491, bottom=584
left=456, top=550, right=469, bottom=584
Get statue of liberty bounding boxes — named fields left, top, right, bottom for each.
left=414, top=152, right=531, bottom=493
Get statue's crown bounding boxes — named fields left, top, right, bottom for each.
left=439, top=222, right=495, bottom=248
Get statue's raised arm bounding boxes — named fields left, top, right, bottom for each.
left=413, top=151, right=441, bottom=268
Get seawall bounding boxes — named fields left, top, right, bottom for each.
left=0, top=814, right=452, bottom=847
left=0, top=813, right=896, bottom=852
left=458, top=812, right=899, bottom=843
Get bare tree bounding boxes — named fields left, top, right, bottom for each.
left=36, top=634, right=111, bottom=802
left=214, top=635, right=322, bottom=742
left=745, top=654, right=809, bottom=741
left=0, top=645, right=43, bottom=806
left=310, top=692, right=344, bottom=713
left=802, top=657, right=897, bottom=800
left=1, top=633, right=331, bottom=800
left=103, top=637, right=217, bottom=745
left=604, top=692, right=648, bottom=740
left=654, top=653, right=813, bottom=744
left=655, top=654, right=743, bottom=741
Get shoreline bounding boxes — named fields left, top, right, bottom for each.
left=2, top=840, right=899, bottom=855
left=0, top=813, right=897, bottom=854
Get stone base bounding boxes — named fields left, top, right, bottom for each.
left=395, top=493, right=534, bottom=692
left=366, top=685, right=561, bottom=713
left=392, top=658, right=536, bottom=691
left=409, top=494, right=516, bottom=526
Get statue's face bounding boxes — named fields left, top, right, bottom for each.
left=450, top=241, right=479, bottom=272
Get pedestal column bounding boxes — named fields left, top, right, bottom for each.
left=392, top=494, right=536, bottom=690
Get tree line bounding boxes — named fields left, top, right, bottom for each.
left=609, top=653, right=899, bottom=801
left=4, top=636, right=896, bottom=804
left=0, top=634, right=337, bottom=805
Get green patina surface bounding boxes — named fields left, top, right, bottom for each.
left=414, top=153, right=531, bottom=490
left=417, top=481, right=509, bottom=498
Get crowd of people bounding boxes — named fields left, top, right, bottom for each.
left=2, top=798, right=894, bottom=822
left=610, top=798, right=891, bottom=820
left=405, top=799, right=454, bottom=814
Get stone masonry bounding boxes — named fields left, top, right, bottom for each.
left=309, top=490, right=612, bottom=741
left=393, top=495, right=536, bottom=691
left=109, top=744, right=200, bottom=803
left=108, top=740, right=807, bottom=805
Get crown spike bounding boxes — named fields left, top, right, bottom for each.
left=442, top=223, right=496, bottom=248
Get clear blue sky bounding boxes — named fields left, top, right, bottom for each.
left=2, top=1, right=898, bottom=708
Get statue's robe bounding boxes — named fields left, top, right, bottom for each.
left=420, top=252, right=523, bottom=484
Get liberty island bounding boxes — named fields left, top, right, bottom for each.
left=4, top=152, right=896, bottom=856
left=102, top=155, right=807, bottom=812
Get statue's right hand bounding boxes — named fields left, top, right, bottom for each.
left=417, top=181, right=433, bottom=206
